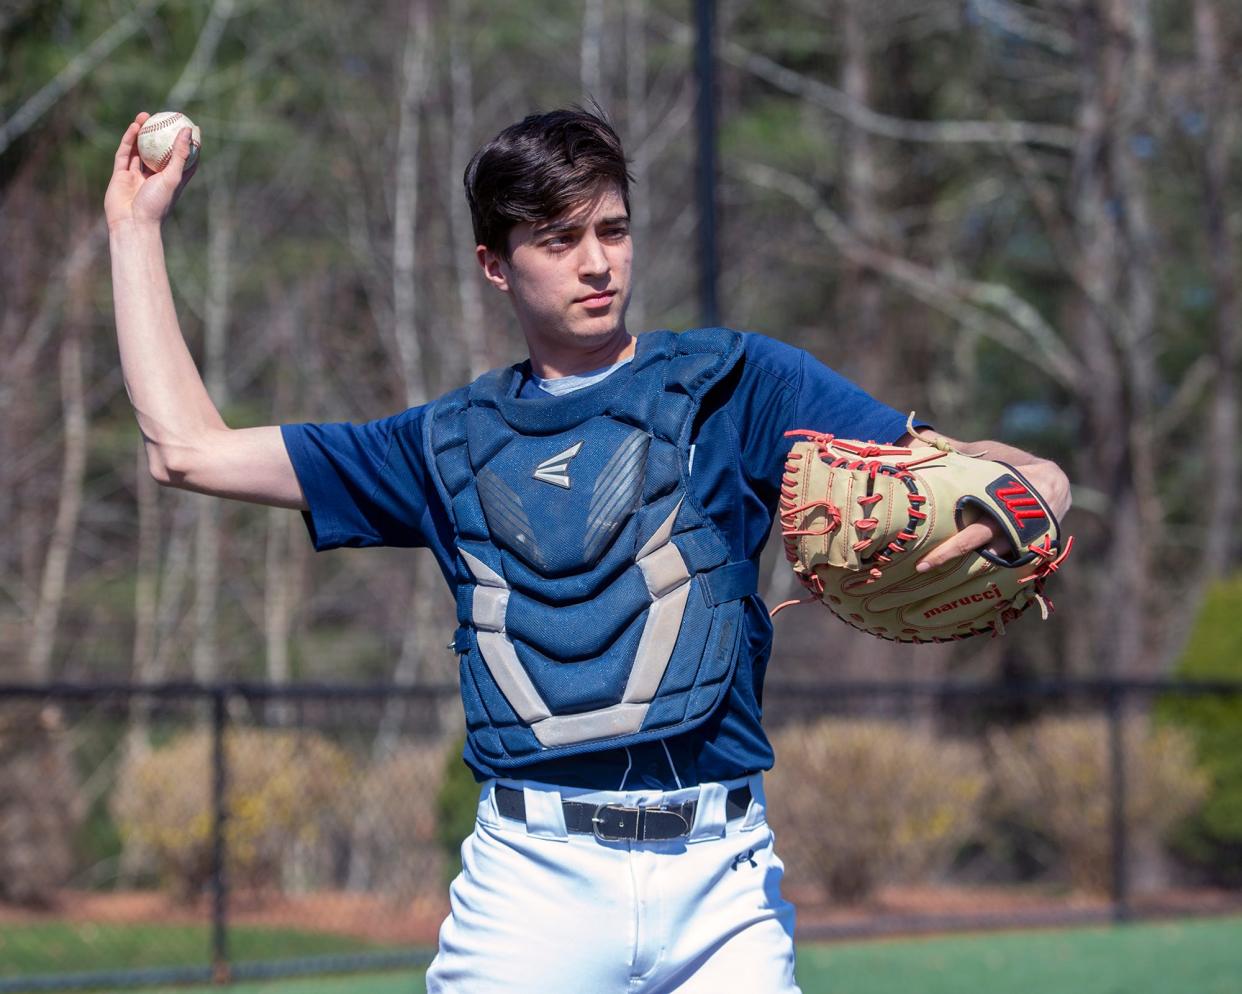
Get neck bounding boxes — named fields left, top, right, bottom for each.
left=527, top=327, right=636, bottom=379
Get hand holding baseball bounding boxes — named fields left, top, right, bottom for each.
left=104, top=111, right=201, bottom=232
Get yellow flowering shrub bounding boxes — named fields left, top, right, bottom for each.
left=113, top=728, right=353, bottom=900
left=767, top=719, right=987, bottom=902
left=988, top=715, right=1208, bottom=893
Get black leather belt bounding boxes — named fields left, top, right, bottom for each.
left=494, top=784, right=752, bottom=842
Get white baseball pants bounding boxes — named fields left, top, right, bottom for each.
left=425, top=774, right=801, bottom=994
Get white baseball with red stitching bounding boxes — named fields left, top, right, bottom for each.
left=137, top=111, right=201, bottom=172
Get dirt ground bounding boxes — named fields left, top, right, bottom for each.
left=0, top=890, right=449, bottom=946
left=4, top=885, right=1241, bottom=947
left=787, top=883, right=1242, bottom=938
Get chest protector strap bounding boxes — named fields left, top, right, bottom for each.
left=425, top=329, right=755, bottom=768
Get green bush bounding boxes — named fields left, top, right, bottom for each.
left=988, top=716, right=1207, bottom=893
left=1158, top=574, right=1242, bottom=882
left=435, top=738, right=480, bottom=886
left=767, top=720, right=987, bottom=903
left=113, top=729, right=353, bottom=900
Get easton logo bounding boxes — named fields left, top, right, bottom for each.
left=532, top=441, right=584, bottom=489
left=924, top=585, right=1002, bottom=619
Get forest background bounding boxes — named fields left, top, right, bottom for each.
left=2, top=0, right=1240, bottom=699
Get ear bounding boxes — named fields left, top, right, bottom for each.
left=476, top=245, right=511, bottom=293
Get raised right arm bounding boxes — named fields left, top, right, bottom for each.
left=106, top=113, right=306, bottom=509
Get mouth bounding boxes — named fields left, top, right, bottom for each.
left=575, top=290, right=616, bottom=306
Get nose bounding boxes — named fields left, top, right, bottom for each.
left=578, top=231, right=609, bottom=278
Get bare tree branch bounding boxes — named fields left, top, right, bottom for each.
left=1154, top=355, right=1216, bottom=442
left=971, top=0, right=1076, bottom=57
left=737, top=160, right=1086, bottom=391
left=0, top=0, right=167, bottom=157
left=167, top=0, right=238, bottom=108
left=653, top=11, right=1078, bottom=150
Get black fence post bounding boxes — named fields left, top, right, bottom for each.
left=1107, top=681, right=1131, bottom=923
left=210, top=687, right=231, bottom=982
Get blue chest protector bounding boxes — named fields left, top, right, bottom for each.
left=424, top=329, right=757, bottom=768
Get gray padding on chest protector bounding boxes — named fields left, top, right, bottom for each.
left=584, top=429, right=650, bottom=564
left=477, top=466, right=548, bottom=571
left=457, top=499, right=691, bottom=746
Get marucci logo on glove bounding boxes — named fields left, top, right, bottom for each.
left=924, top=584, right=1003, bottom=619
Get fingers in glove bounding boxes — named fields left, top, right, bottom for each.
left=916, top=520, right=999, bottom=573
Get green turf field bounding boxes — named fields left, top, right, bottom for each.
left=5, top=917, right=1241, bottom=993
left=0, top=922, right=377, bottom=974
left=796, top=917, right=1242, bottom=994
left=130, top=916, right=1242, bottom=994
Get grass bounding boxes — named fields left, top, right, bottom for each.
left=5, top=917, right=1242, bottom=994
left=795, top=916, right=1242, bottom=994
left=0, top=923, right=378, bottom=975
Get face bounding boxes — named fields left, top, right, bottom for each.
left=477, top=185, right=633, bottom=362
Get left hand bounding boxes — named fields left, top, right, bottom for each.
left=915, top=458, right=1071, bottom=573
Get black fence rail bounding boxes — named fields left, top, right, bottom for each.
left=0, top=678, right=1239, bottom=991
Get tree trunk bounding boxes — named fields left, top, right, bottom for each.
left=839, top=0, right=888, bottom=393
left=448, top=7, right=489, bottom=379
left=191, top=158, right=237, bottom=682
left=626, top=0, right=650, bottom=334
left=1109, top=0, right=1161, bottom=676
left=392, top=0, right=431, bottom=409
left=581, top=0, right=606, bottom=102
left=349, top=0, right=440, bottom=887
left=1067, top=0, right=1150, bottom=677
left=1196, top=0, right=1240, bottom=581
left=25, top=268, right=90, bottom=681
left=119, top=443, right=159, bottom=882
left=263, top=297, right=303, bottom=722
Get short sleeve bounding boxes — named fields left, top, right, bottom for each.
left=280, top=406, right=437, bottom=551
left=792, top=348, right=911, bottom=445
left=733, top=334, right=912, bottom=495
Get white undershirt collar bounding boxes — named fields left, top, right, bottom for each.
left=530, top=355, right=634, bottom=396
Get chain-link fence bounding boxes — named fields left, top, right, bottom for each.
left=1, top=679, right=1240, bottom=991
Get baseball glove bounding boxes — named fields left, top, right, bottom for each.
left=774, top=427, right=1072, bottom=642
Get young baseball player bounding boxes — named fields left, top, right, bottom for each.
left=106, top=107, right=1069, bottom=992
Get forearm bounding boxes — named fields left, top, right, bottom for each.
left=933, top=435, right=1071, bottom=520
left=950, top=437, right=1045, bottom=467
left=109, top=220, right=227, bottom=478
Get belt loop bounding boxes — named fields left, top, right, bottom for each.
left=522, top=784, right=569, bottom=842
left=477, top=781, right=501, bottom=828
left=740, top=774, right=765, bottom=830
left=687, top=781, right=727, bottom=842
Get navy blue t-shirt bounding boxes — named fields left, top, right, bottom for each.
left=281, top=331, right=910, bottom=788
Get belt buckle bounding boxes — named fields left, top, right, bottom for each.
left=591, top=803, right=642, bottom=841
left=591, top=803, right=692, bottom=841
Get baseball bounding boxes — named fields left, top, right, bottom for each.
left=137, top=111, right=200, bottom=172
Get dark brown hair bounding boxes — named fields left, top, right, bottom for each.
left=464, top=105, right=633, bottom=259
